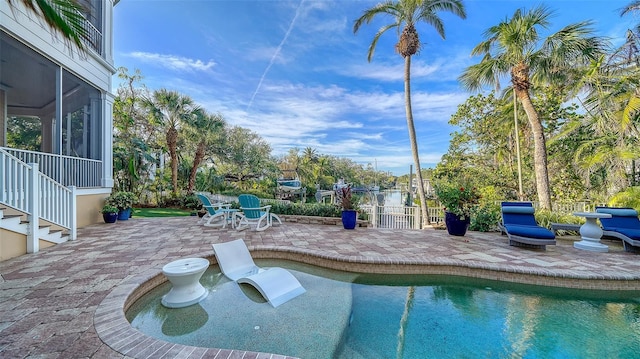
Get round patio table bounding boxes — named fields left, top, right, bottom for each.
left=572, top=212, right=612, bottom=252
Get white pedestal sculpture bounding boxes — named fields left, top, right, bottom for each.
left=161, top=258, right=209, bottom=308
left=573, top=212, right=612, bottom=253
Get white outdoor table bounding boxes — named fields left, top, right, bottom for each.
left=572, top=212, right=612, bottom=252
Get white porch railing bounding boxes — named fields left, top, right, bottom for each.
left=1, top=147, right=102, bottom=187
left=0, top=149, right=76, bottom=253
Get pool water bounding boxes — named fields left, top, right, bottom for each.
left=126, top=260, right=640, bottom=358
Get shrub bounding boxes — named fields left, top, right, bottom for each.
left=181, top=194, right=202, bottom=210
left=534, top=209, right=583, bottom=233
left=101, top=204, right=119, bottom=214
left=106, top=191, right=136, bottom=210
left=470, top=202, right=501, bottom=232
left=268, top=202, right=341, bottom=217
left=609, top=186, right=640, bottom=211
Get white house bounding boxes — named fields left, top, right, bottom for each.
left=0, top=0, right=116, bottom=260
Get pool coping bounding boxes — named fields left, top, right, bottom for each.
left=95, top=244, right=640, bottom=359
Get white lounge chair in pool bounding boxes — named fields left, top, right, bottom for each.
left=212, top=239, right=305, bottom=307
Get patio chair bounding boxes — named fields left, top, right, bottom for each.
left=212, top=239, right=305, bottom=307
left=499, top=202, right=556, bottom=250
left=595, top=207, right=640, bottom=252
left=196, top=193, right=237, bottom=228
left=235, top=194, right=282, bottom=231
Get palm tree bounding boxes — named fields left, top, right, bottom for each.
left=146, top=89, right=199, bottom=197
left=459, top=5, right=605, bottom=209
left=354, top=0, right=466, bottom=227
left=8, top=0, right=91, bottom=50
left=183, top=109, right=225, bottom=193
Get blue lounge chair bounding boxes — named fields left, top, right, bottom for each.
left=236, top=194, right=282, bottom=231
left=500, top=202, right=556, bottom=250
left=196, top=193, right=237, bottom=228
left=595, top=207, right=640, bottom=252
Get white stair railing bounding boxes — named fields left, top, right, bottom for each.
left=0, top=149, right=76, bottom=253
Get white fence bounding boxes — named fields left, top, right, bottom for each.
left=0, top=148, right=76, bottom=252
left=360, top=205, right=445, bottom=229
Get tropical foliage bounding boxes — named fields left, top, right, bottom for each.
left=459, top=5, right=606, bottom=210
left=437, top=2, right=640, bottom=210
left=336, top=185, right=355, bottom=211
left=110, top=68, right=395, bottom=206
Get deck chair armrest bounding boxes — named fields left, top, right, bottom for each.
left=240, top=205, right=271, bottom=212
left=212, top=202, right=231, bottom=210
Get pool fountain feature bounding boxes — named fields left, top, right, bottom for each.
left=161, top=258, right=209, bottom=308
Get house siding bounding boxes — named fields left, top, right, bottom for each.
left=0, top=1, right=116, bottom=91
left=1, top=0, right=116, bottom=232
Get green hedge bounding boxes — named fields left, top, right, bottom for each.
left=269, top=202, right=341, bottom=218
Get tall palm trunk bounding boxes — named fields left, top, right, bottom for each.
left=188, top=141, right=206, bottom=193
left=511, top=62, right=552, bottom=210
left=404, top=56, right=430, bottom=226
left=167, top=127, right=179, bottom=197
left=517, top=92, right=552, bottom=209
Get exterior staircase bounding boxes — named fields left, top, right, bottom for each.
left=0, top=207, right=71, bottom=260
left=1, top=148, right=77, bottom=260
left=0, top=207, right=70, bottom=244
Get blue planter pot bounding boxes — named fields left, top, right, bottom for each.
left=117, top=208, right=132, bottom=221
left=342, top=210, right=357, bottom=230
left=445, top=211, right=470, bottom=236
left=103, top=212, right=118, bottom=223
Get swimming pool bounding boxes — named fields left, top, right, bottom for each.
left=126, top=259, right=640, bottom=358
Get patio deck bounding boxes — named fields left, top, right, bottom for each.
left=1, top=217, right=640, bottom=358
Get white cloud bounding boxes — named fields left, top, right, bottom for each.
left=127, top=52, right=216, bottom=72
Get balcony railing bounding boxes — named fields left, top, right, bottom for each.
left=1, top=148, right=102, bottom=188
left=81, top=12, right=102, bottom=55
left=51, top=3, right=103, bottom=55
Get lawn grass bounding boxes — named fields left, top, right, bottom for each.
left=132, top=207, right=194, bottom=218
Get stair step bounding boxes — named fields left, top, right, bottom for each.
left=43, top=230, right=69, bottom=244
left=1, top=215, right=26, bottom=233
left=1, top=215, right=69, bottom=243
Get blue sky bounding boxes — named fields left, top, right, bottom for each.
left=113, top=0, right=631, bottom=176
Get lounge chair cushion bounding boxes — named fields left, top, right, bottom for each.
left=596, top=208, right=638, bottom=217
left=503, top=224, right=556, bottom=239
left=597, top=207, right=640, bottom=232
left=501, top=206, right=535, bottom=214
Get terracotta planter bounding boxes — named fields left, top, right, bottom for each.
left=445, top=211, right=470, bottom=236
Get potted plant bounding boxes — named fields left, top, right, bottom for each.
left=101, top=204, right=119, bottom=223
left=434, top=182, right=480, bottom=236
left=106, top=191, right=136, bottom=221
left=337, top=185, right=357, bottom=229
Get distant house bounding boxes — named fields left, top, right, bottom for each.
left=0, top=0, right=117, bottom=260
